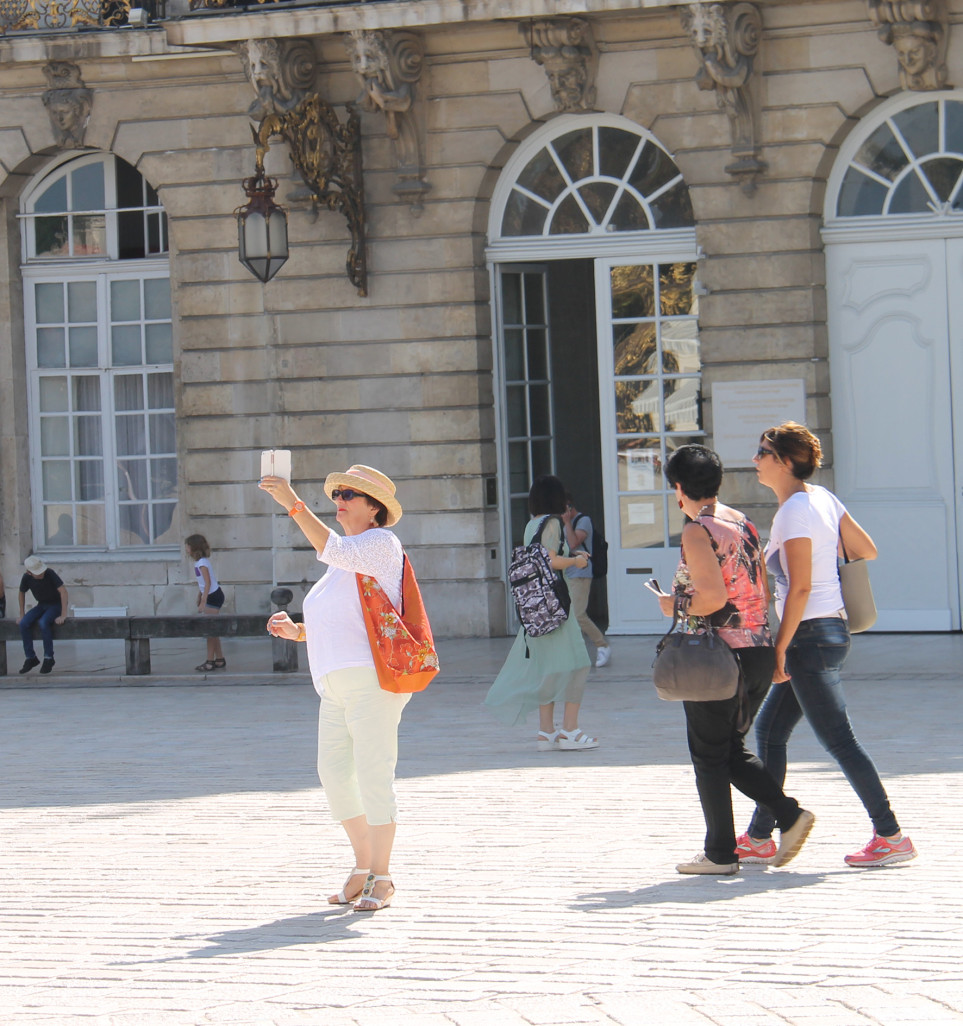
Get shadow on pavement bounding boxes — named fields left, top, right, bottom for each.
left=575, top=869, right=832, bottom=910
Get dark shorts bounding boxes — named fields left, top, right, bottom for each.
left=204, top=587, right=225, bottom=610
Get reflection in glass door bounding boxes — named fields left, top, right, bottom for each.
left=596, top=259, right=703, bottom=631
left=498, top=267, right=555, bottom=546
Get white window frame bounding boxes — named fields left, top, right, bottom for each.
left=824, top=90, right=963, bottom=245
left=20, top=153, right=176, bottom=558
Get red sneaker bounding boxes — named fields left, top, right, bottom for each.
left=844, top=833, right=918, bottom=868
left=735, top=832, right=778, bottom=865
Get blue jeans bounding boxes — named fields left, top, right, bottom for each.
left=748, top=616, right=899, bottom=839
left=20, top=603, right=60, bottom=660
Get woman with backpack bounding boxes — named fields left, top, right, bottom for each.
left=484, top=475, right=599, bottom=750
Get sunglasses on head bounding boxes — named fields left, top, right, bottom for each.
left=331, top=488, right=369, bottom=502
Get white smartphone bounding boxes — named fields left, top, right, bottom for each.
left=260, top=449, right=292, bottom=483
left=643, top=579, right=665, bottom=596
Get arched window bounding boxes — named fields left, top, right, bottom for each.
left=21, top=153, right=176, bottom=552
left=497, top=121, right=693, bottom=239
left=833, top=96, right=963, bottom=218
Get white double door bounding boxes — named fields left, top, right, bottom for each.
left=826, top=235, right=963, bottom=630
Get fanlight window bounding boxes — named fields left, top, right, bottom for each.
left=837, top=99, right=963, bottom=217
left=23, top=154, right=168, bottom=261
left=501, top=125, right=694, bottom=237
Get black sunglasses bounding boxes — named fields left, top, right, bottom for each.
left=754, top=446, right=777, bottom=460
left=331, top=488, right=370, bottom=501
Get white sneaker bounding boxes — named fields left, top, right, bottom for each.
left=676, top=852, right=739, bottom=875
left=595, top=645, right=611, bottom=668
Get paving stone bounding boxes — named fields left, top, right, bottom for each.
left=0, top=635, right=961, bottom=1026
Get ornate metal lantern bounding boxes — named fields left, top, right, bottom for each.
left=236, top=160, right=289, bottom=284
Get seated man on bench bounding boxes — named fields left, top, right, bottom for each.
left=18, top=556, right=68, bottom=675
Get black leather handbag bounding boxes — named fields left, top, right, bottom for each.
left=652, top=595, right=740, bottom=703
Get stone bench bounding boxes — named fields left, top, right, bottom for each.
left=0, top=613, right=301, bottom=676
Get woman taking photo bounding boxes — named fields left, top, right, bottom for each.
left=485, top=475, right=598, bottom=750
left=742, top=422, right=917, bottom=868
left=260, top=464, right=416, bottom=910
left=652, top=445, right=814, bottom=874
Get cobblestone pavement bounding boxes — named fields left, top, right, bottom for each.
left=2, top=633, right=962, bottom=1026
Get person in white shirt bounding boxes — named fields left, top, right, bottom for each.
left=260, top=464, right=411, bottom=911
left=739, top=422, right=917, bottom=869
left=185, top=534, right=226, bottom=672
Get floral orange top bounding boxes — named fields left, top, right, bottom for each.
left=672, top=503, right=772, bottom=650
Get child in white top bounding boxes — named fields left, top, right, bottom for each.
left=185, top=534, right=225, bottom=672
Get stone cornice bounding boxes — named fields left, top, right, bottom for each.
left=165, top=0, right=749, bottom=48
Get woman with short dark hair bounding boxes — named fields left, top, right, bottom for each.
left=485, top=474, right=598, bottom=750
left=650, top=444, right=814, bottom=875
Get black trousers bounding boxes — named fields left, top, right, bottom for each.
left=683, top=646, right=803, bottom=865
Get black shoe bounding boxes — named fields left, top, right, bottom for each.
left=19, top=657, right=40, bottom=674
left=40, top=658, right=55, bottom=675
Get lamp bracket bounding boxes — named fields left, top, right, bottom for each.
left=254, top=93, right=367, bottom=296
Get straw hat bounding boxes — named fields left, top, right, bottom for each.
left=24, top=555, right=47, bottom=575
left=323, top=465, right=402, bottom=527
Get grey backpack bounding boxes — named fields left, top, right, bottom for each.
left=508, top=516, right=571, bottom=638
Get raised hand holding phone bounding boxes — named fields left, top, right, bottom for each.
left=260, top=449, right=292, bottom=483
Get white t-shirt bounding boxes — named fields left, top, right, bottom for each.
left=302, top=528, right=403, bottom=694
left=193, top=557, right=219, bottom=593
left=765, top=484, right=847, bottom=622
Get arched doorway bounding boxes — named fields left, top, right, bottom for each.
left=823, top=92, right=963, bottom=630
left=487, top=114, right=700, bottom=633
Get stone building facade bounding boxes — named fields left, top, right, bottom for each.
left=1, top=0, right=961, bottom=635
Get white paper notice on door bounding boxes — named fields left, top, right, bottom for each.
left=627, top=502, right=656, bottom=525
left=626, top=451, right=656, bottom=491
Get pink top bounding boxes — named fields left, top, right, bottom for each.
left=672, top=504, right=772, bottom=650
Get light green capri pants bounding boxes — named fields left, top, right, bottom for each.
left=317, top=666, right=411, bottom=826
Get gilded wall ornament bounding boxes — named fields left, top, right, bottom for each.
left=681, top=2, right=767, bottom=195
left=252, top=96, right=367, bottom=295
left=868, top=0, right=948, bottom=91
left=236, top=37, right=318, bottom=120
left=344, top=29, right=430, bottom=212
left=42, top=62, right=92, bottom=149
left=524, top=17, right=598, bottom=113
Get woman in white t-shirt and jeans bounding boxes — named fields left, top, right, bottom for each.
left=740, top=422, right=917, bottom=869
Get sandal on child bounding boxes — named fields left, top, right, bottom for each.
left=353, top=873, right=394, bottom=912
left=327, top=867, right=370, bottom=905
left=558, top=728, right=600, bottom=750
left=212, top=658, right=226, bottom=669
left=195, top=660, right=217, bottom=672
left=537, top=729, right=560, bottom=752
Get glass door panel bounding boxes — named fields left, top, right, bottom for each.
left=596, top=257, right=703, bottom=632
